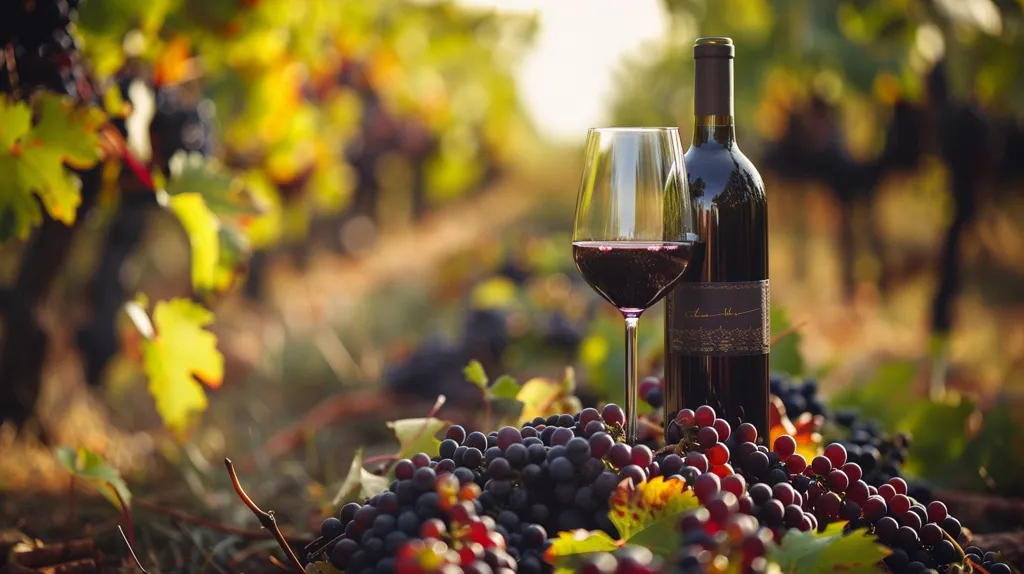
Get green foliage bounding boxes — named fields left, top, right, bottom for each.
left=769, top=522, right=891, bottom=573
left=55, top=446, right=133, bottom=511
left=0, top=94, right=104, bottom=241
left=771, top=306, right=805, bottom=377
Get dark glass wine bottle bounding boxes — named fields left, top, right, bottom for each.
left=664, top=37, right=770, bottom=442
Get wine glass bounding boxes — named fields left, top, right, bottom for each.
left=572, top=127, right=696, bottom=444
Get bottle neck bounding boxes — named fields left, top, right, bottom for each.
left=692, top=55, right=735, bottom=147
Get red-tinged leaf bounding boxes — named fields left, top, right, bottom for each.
left=769, top=521, right=890, bottom=573
left=608, top=476, right=696, bottom=542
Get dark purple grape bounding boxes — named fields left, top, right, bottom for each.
left=607, top=443, right=632, bottom=469
left=692, top=472, right=720, bottom=504
left=589, top=432, right=614, bottom=459
left=602, top=404, right=625, bottom=427
left=445, top=425, right=467, bottom=444
left=697, top=426, right=719, bottom=449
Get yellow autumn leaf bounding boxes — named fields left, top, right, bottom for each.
left=141, top=298, right=224, bottom=435
left=166, top=192, right=220, bottom=292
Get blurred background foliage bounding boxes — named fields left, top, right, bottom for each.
left=2, top=0, right=1024, bottom=550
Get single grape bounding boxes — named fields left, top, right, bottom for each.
left=895, top=526, right=919, bottom=550
left=566, top=437, right=592, bottom=465
left=818, top=491, right=841, bottom=518
left=694, top=405, right=717, bottom=427
left=901, top=510, right=922, bottom=532
left=940, top=516, right=961, bottom=539
left=810, top=456, right=832, bottom=475
left=661, top=454, right=684, bottom=476
left=607, top=443, right=633, bottom=469
left=773, top=435, right=797, bottom=458
left=823, top=443, right=848, bottom=467
left=749, top=483, right=772, bottom=505
left=580, top=407, right=602, bottom=427
left=712, top=418, right=731, bottom=442
left=786, top=454, right=807, bottom=474
left=631, top=444, right=653, bottom=468
left=745, top=451, right=770, bottom=476
left=584, top=420, right=606, bottom=437
left=685, top=451, right=709, bottom=473
left=697, top=426, right=719, bottom=449
left=888, top=476, right=908, bottom=496
left=496, top=427, right=523, bottom=451
left=602, top=404, right=625, bottom=427
left=446, top=425, right=467, bottom=444
left=721, top=474, right=746, bottom=497
left=736, top=422, right=758, bottom=443
left=394, top=460, right=415, bottom=481
left=877, top=483, right=897, bottom=502
left=926, top=500, right=948, bottom=524
left=320, top=517, right=344, bottom=540
left=863, top=495, right=887, bottom=521
left=412, top=453, right=431, bottom=468
left=551, top=427, right=574, bottom=446
left=619, top=464, right=647, bottom=486
left=875, top=516, right=899, bottom=541
left=589, top=432, right=614, bottom=459
left=760, top=499, right=785, bottom=526
left=674, top=408, right=696, bottom=427
left=846, top=480, right=870, bottom=506
left=772, top=483, right=795, bottom=506
left=827, top=469, right=850, bottom=492
left=692, top=472, right=721, bottom=504
left=466, top=431, right=488, bottom=451
left=841, top=462, right=862, bottom=483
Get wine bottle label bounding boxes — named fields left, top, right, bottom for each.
left=667, top=280, right=770, bottom=355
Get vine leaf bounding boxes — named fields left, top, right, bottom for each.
left=769, top=521, right=891, bottom=573
left=545, top=477, right=697, bottom=566
left=166, top=152, right=264, bottom=217
left=608, top=476, right=697, bottom=554
left=544, top=530, right=619, bottom=570
left=770, top=306, right=804, bottom=377
left=386, top=417, right=451, bottom=462
left=489, top=375, right=521, bottom=400
left=463, top=360, right=488, bottom=390
left=55, top=446, right=132, bottom=511
left=332, top=448, right=391, bottom=506
left=0, top=95, right=103, bottom=241
left=129, top=298, right=225, bottom=435
left=517, top=367, right=581, bottom=425
left=163, top=192, right=220, bottom=292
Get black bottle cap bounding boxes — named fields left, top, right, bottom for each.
left=694, top=37, right=734, bottom=59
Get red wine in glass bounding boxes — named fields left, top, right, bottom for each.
left=573, top=241, right=696, bottom=316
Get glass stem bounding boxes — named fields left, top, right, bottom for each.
left=624, top=315, right=639, bottom=444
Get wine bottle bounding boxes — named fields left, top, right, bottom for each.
left=664, top=37, right=770, bottom=442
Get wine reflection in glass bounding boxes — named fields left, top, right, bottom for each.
left=571, top=127, right=696, bottom=444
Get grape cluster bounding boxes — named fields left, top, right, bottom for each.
left=1, top=0, right=87, bottom=97
left=770, top=375, right=829, bottom=419
left=676, top=505, right=774, bottom=574
left=308, top=462, right=519, bottom=574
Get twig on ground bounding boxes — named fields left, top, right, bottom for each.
left=117, top=526, right=148, bottom=573
left=224, top=458, right=305, bottom=573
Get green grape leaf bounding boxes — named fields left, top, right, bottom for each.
left=898, top=393, right=976, bottom=485
left=489, top=375, right=521, bottom=400
left=0, top=95, right=102, bottom=240
left=55, top=446, right=132, bottom=511
left=463, top=359, right=488, bottom=390
left=544, top=530, right=620, bottom=570
left=0, top=98, right=32, bottom=148
left=770, top=306, right=804, bottom=377
left=769, top=522, right=890, bottom=573
left=0, top=157, right=43, bottom=242
left=165, top=153, right=264, bottom=217
left=332, top=448, right=391, bottom=507
left=829, top=361, right=918, bottom=433
left=135, top=298, right=224, bottom=436
left=164, top=192, right=220, bottom=292
left=386, top=417, right=451, bottom=463
left=29, top=93, right=104, bottom=168
left=545, top=477, right=698, bottom=568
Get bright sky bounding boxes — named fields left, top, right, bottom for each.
left=456, top=0, right=670, bottom=143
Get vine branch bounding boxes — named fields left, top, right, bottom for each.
left=224, top=458, right=305, bottom=573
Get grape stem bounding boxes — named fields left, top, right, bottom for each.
left=224, top=458, right=305, bottom=573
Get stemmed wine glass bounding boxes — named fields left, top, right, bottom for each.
left=572, top=127, right=695, bottom=444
